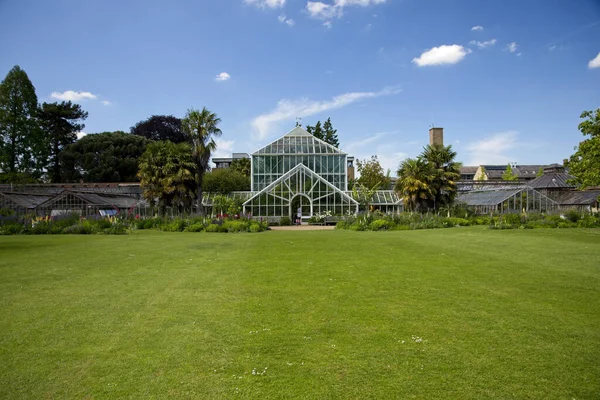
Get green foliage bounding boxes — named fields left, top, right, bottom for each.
left=305, top=117, right=339, bottom=147
left=38, top=101, right=88, bottom=182
left=356, top=155, right=391, bottom=190
left=205, top=223, right=227, bottom=233
left=130, top=115, right=186, bottom=143
left=502, top=163, right=518, bottom=181
left=564, top=108, right=600, bottom=188
left=60, top=131, right=149, bottom=182
left=203, top=168, right=250, bottom=194
left=230, top=157, right=251, bottom=177
left=138, top=141, right=197, bottom=214
left=0, top=65, right=42, bottom=176
left=279, top=216, right=292, bottom=226
left=0, top=207, right=14, bottom=216
left=396, top=144, right=461, bottom=212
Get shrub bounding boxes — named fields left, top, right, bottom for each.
left=563, top=210, right=581, bottom=223
left=369, top=219, right=392, bottom=231
left=103, top=222, right=128, bottom=235
left=63, top=224, right=92, bottom=234
left=223, top=220, right=248, bottom=232
left=206, top=223, right=227, bottom=233
left=249, top=223, right=262, bottom=233
left=0, top=222, right=24, bottom=235
left=184, top=223, right=205, bottom=232
left=280, top=216, right=292, bottom=226
left=444, top=217, right=470, bottom=227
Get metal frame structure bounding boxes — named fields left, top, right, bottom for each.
left=457, top=187, right=559, bottom=214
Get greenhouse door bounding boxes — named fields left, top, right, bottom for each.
left=290, top=194, right=312, bottom=224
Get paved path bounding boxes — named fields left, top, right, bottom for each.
left=269, top=225, right=336, bottom=231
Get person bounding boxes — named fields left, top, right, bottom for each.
left=297, top=206, right=302, bottom=225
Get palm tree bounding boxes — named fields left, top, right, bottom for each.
left=421, top=144, right=461, bottom=210
left=396, top=158, right=435, bottom=212
left=181, top=107, right=222, bottom=213
left=138, top=141, right=197, bottom=215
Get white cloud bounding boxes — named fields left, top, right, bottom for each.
left=471, top=25, right=484, bottom=31
left=465, top=131, right=518, bottom=165
left=306, top=0, right=385, bottom=20
left=101, top=100, right=112, bottom=106
left=588, top=52, right=600, bottom=69
left=215, top=72, right=231, bottom=82
left=469, top=38, right=497, bottom=49
left=345, top=131, right=408, bottom=175
left=50, top=90, right=97, bottom=101
left=278, top=14, right=295, bottom=26
left=244, top=0, right=285, bottom=8
left=506, top=42, right=518, bottom=53
left=76, top=131, right=87, bottom=140
left=252, top=85, right=401, bottom=140
left=213, top=139, right=236, bottom=159
left=323, top=20, right=333, bottom=28
left=412, top=45, right=471, bottom=67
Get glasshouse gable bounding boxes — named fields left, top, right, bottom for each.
left=217, top=127, right=401, bottom=220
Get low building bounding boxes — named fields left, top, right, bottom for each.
left=212, top=153, right=250, bottom=169
left=473, top=164, right=546, bottom=181
left=526, top=164, right=576, bottom=202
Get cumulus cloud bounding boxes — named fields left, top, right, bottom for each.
left=306, top=0, right=386, bottom=20
left=101, top=100, right=112, bottom=106
left=215, top=72, right=231, bottom=82
left=76, top=131, right=87, bottom=140
left=323, top=20, right=333, bottom=29
left=50, top=91, right=97, bottom=101
left=588, top=52, right=600, bottom=69
left=471, top=25, right=484, bottom=31
left=278, top=14, right=295, bottom=26
left=244, top=0, right=285, bottom=8
left=412, top=45, right=471, bottom=67
left=465, top=131, right=518, bottom=165
left=469, top=38, right=497, bottom=49
left=252, top=85, right=401, bottom=140
left=212, top=139, right=236, bottom=159
left=506, top=42, right=518, bottom=53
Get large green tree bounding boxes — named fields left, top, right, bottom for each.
left=138, top=141, right=197, bottom=214
left=0, top=65, right=41, bottom=176
left=130, top=115, right=187, bottom=143
left=564, top=108, right=600, bottom=188
left=38, top=101, right=88, bottom=182
left=203, top=168, right=250, bottom=194
left=59, top=131, right=148, bottom=182
left=230, top=157, right=251, bottom=177
left=396, top=144, right=461, bottom=212
left=306, top=117, right=339, bottom=148
left=181, top=107, right=222, bottom=211
left=356, top=155, right=391, bottom=190
left=502, top=163, right=518, bottom=181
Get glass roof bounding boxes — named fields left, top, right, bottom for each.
left=253, top=127, right=346, bottom=155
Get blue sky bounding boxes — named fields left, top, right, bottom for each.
left=1, top=0, right=599, bottom=172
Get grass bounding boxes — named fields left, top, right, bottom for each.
left=0, top=227, right=599, bottom=399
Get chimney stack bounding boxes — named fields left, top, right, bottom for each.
left=429, top=127, right=443, bottom=146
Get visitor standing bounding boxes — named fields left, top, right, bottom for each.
left=297, top=206, right=302, bottom=225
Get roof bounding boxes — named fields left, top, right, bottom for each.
left=38, top=190, right=141, bottom=209
left=559, top=190, right=600, bottom=206
left=456, top=187, right=557, bottom=207
left=0, top=192, right=53, bottom=209
left=253, top=127, right=346, bottom=155
left=460, top=166, right=478, bottom=174
left=344, top=190, right=402, bottom=205
left=527, top=172, right=576, bottom=189
left=482, top=165, right=546, bottom=179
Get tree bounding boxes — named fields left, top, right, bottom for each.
left=502, top=163, right=518, bottom=181
left=230, top=157, right=251, bottom=177
left=59, top=131, right=149, bottom=182
left=306, top=117, right=339, bottom=148
left=203, top=168, right=250, bottom=194
left=181, top=107, right=222, bottom=211
left=138, top=141, right=197, bottom=215
left=396, top=144, right=461, bottom=212
left=130, top=115, right=187, bottom=143
left=0, top=65, right=41, bottom=176
left=564, top=108, right=600, bottom=188
left=536, top=167, right=544, bottom=177
left=38, top=101, right=88, bottom=182
left=356, top=155, right=391, bottom=190
left=395, top=158, right=435, bottom=212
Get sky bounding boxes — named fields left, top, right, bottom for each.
left=1, top=0, right=599, bottom=172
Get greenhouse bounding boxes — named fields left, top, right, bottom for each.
left=237, top=126, right=401, bottom=220
left=456, top=187, right=559, bottom=214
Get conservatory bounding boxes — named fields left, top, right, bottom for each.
left=237, top=127, right=400, bottom=220
left=456, top=187, right=559, bottom=214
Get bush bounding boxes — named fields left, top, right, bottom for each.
left=369, top=219, right=393, bottom=231
left=223, top=220, right=248, bottom=232
left=184, top=223, right=205, bottom=232
left=63, top=224, right=92, bottom=234
left=279, top=216, right=292, bottom=226
left=206, top=223, right=227, bottom=233
left=563, top=210, right=581, bottom=223
left=0, top=222, right=24, bottom=235
left=444, top=217, right=470, bottom=227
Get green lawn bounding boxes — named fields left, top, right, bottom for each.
left=1, top=228, right=599, bottom=399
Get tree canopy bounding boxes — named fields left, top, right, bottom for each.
left=0, top=65, right=41, bottom=176
left=502, top=164, right=518, bottom=181
left=130, top=115, right=187, bottom=143
left=60, top=131, right=149, bottom=182
left=39, top=101, right=88, bottom=182
left=203, top=168, right=250, bottom=194
left=230, top=157, right=251, bottom=177
left=564, top=108, right=600, bottom=189
left=306, top=117, right=339, bottom=148
left=356, top=155, right=391, bottom=190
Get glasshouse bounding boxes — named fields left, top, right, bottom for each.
left=456, top=187, right=559, bottom=214
left=238, top=127, right=401, bottom=220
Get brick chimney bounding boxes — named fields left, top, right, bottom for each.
left=429, top=127, right=443, bottom=146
